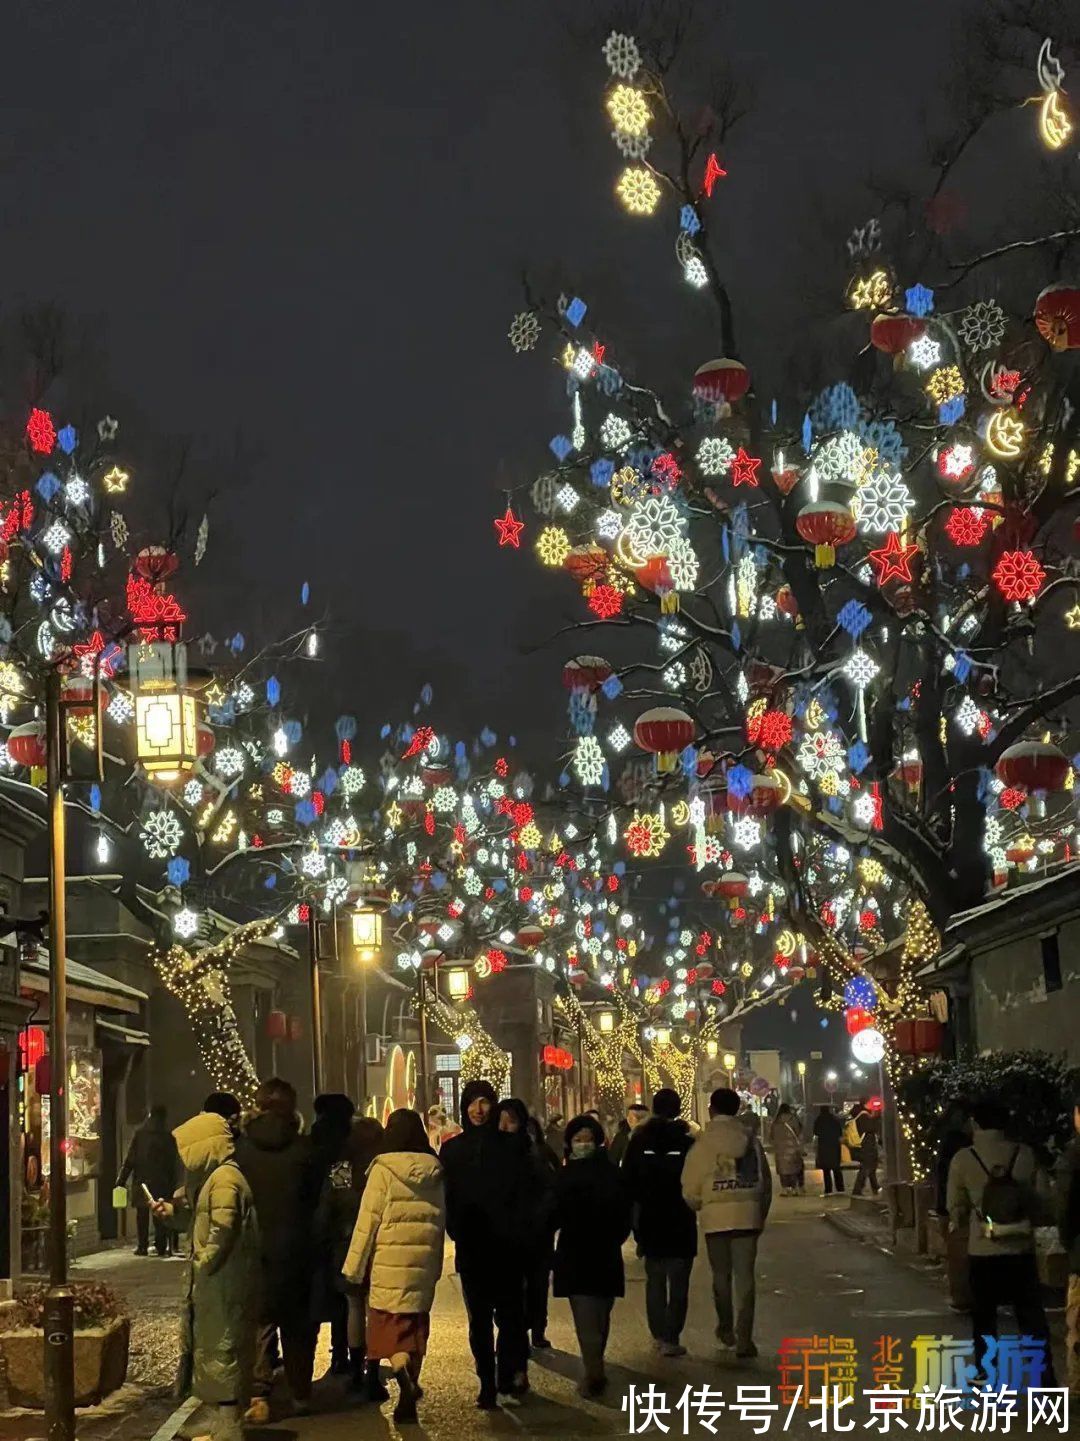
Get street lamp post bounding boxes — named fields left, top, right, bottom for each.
left=723, top=1051, right=737, bottom=1089
left=44, top=670, right=74, bottom=1441
left=797, top=1059, right=808, bottom=1113
left=350, top=905, right=383, bottom=1111
left=307, top=908, right=323, bottom=1097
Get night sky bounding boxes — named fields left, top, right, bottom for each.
left=3, top=0, right=963, bottom=1064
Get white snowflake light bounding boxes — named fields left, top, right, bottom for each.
left=141, top=810, right=183, bottom=858
left=339, top=765, right=366, bottom=797
left=216, top=746, right=245, bottom=779
left=851, top=792, right=878, bottom=827
left=625, top=494, right=685, bottom=559
left=65, top=474, right=89, bottom=506
left=41, top=521, right=71, bottom=554
left=812, top=431, right=863, bottom=485
left=730, top=815, right=761, bottom=851
left=183, top=778, right=204, bottom=807
left=853, top=471, right=914, bottom=533
left=797, top=730, right=846, bottom=781
left=301, top=847, right=328, bottom=879
left=555, top=483, right=580, bottom=514
left=959, top=300, right=1006, bottom=353
left=696, top=436, right=735, bottom=476
left=843, top=650, right=879, bottom=689
left=608, top=723, right=631, bottom=752
left=663, top=662, right=687, bottom=689
left=666, top=536, right=699, bottom=590
left=603, top=30, right=641, bottom=79
left=600, top=413, right=632, bottom=451
left=289, top=768, right=312, bottom=798
left=596, top=508, right=623, bottom=540
left=908, top=335, right=941, bottom=371
left=107, top=689, right=134, bottom=725
left=954, top=695, right=982, bottom=736
left=173, top=908, right=200, bottom=940
left=272, top=727, right=289, bottom=757
left=432, top=785, right=458, bottom=814
left=508, top=311, right=541, bottom=353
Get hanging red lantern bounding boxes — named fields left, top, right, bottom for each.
left=196, top=721, right=216, bottom=758
left=692, top=357, right=750, bottom=407
left=1034, top=284, right=1080, bottom=351
left=727, top=773, right=783, bottom=817
left=563, top=545, right=609, bottom=584
left=772, top=465, right=801, bottom=496
left=265, top=1009, right=288, bottom=1041
left=634, top=554, right=674, bottom=594
left=515, top=924, right=545, bottom=950
left=776, top=584, right=799, bottom=619
left=870, top=313, right=926, bottom=355
left=7, top=722, right=46, bottom=769
left=796, top=501, right=857, bottom=568
left=562, top=655, right=613, bottom=692
left=134, top=546, right=180, bottom=584
left=995, top=740, right=1069, bottom=793
left=891, top=756, right=923, bottom=791
left=633, top=706, right=695, bottom=773
left=715, top=871, right=748, bottom=908
left=845, top=1006, right=874, bottom=1035
left=18, top=1027, right=47, bottom=1069
left=785, top=964, right=806, bottom=984
left=1005, top=842, right=1035, bottom=866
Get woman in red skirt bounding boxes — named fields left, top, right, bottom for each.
left=342, top=1108, right=446, bottom=1423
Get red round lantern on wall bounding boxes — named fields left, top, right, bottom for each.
left=692, top=357, right=750, bottom=407
left=870, top=313, right=926, bottom=355
left=715, top=871, right=748, bottom=908
left=1034, top=284, right=1080, bottom=352
left=633, top=706, right=695, bottom=773
left=562, top=655, right=613, bottom=692
left=265, top=1009, right=288, bottom=1041
left=796, top=501, right=857, bottom=568
left=994, top=740, right=1069, bottom=794
left=7, top=722, right=46, bottom=769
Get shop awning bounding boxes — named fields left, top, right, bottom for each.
left=96, top=1018, right=151, bottom=1047
left=2, top=935, right=148, bottom=1015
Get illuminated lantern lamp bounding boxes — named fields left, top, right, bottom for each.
left=7, top=721, right=46, bottom=769
left=870, top=312, right=926, bottom=356
left=1034, top=283, right=1080, bottom=351
left=563, top=545, right=609, bottom=584
left=776, top=584, right=799, bottom=620
left=890, top=756, right=923, bottom=792
left=562, top=655, right=613, bottom=692
left=134, top=545, right=180, bottom=585
left=692, top=357, right=750, bottom=408
left=265, top=1009, right=288, bottom=1041
left=130, top=643, right=198, bottom=783
left=419, top=949, right=445, bottom=972
left=728, top=773, right=782, bottom=817
left=1005, top=842, right=1035, bottom=867
left=994, top=739, right=1069, bottom=794
left=845, top=1006, right=873, bottom=1035
left=796, top=500, right=856, bottom=568
left=19, top=1027, right=47, bottom=1069
left=715, top=871, right=748, bottom=910
left=196, top=721, right=216, bottom=758
left=515, top=924, right=545, bottom=950
left=633, top=706, right=695, bottom=773
left=351, top=903, right=384, bottom=959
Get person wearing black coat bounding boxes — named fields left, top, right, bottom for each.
left=519, top=1109, right=560, bottom=1348
left=235, top=1078, right=323, bottom=1422
left=553, top=1115, right=632, bottom=1397
left=813, top=1105, right=845, bottom=1195
left=116, top=1106, right=179, bottom=1256
left=441, top=1080, right=541, bottom=1408
left=621, top=1089, right=697, bottom=1356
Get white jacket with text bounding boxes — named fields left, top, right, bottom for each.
left=682, top=1116, right=773, bottom=1234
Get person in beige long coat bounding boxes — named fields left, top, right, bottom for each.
left=343, top=1108, right=445, bottom=1424
left=157, top=1109, right=259, bottom=1441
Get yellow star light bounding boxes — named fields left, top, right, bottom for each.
left=103, top=466, right=130, bottom=494
left=1065, top=603, right=1080, bottom=630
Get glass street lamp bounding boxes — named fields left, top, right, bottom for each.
left=654, top=1026, right=671, bottom=1048
left=723, top=1052, right=737, bottom=1072
left=129, top=642, right=197, bottom=782
left=351, top=905, right=383, bottom=960
left=597, top=1009, right=615, bottom=1034
left=446, top=967, right=470, bottom=1001
left=705, top=1039, right=718, bottom=1059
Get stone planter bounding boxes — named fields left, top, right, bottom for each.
left=0, top=1318, right=129, bottom=1408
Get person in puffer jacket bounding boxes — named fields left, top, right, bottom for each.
left=343, top=1108, right=445, bottom=1424
left=681, top=1088, right=772, bottom=1359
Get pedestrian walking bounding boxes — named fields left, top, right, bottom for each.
left=769, top=1105, right=804, bottom=1196
left=1055, top=1087, right=1080, bottom=1399
left=682, top=1087, right=772, bottom=1360
left=155, top=1108, right=258, bottom=1441
left=310, top=1093, right=357, bottom=1377
left=947, top=1100, right=1055, bottom=1382
left=441, top=1079, right=539, bottom=1407
left=935, top=1103, right=973, bottom=1311
left=342, top=1108, right=445, bottom=1424
left=544, top=1112, right=565, bottom=1152
left=609, top=1103, right=649, bottom=1167
left=116, top=1105, right=180, bottom=1256
left=499, top=1103, right=559, bottom=1350
left=339, top=1116, right=386, bottom=1398
left=552, top=1115, right=631, bottom=1397
left=813, top=1104, right=845, bottom=1195
left=852, top=1103, right=881, bottom=1196
left=236, top=1078, right=323, bottom=1423
left=622, top=1088, right=697, bottom=1356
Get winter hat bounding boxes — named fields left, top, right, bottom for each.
left=459, top=1078, right=497, bottom=1126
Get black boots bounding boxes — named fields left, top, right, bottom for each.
left=347, top=1350, right=389, bottom=1402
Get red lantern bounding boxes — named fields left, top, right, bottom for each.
left=695, top=961, right=714, bottom=979
left=563, top=545, right=609, bottom=584
left=845, top=1006, right=874, bottom=1035
left=633, top=706, right=695, bottom=773
left=796, top=501, right=857, bottom=568
left=562, top=655, right=613, bottom=692
left=265, top=1009, right=288, bottom=1041
left=1005, top=843, right=1035, bottom=866
left=515, top=924, right=545, bottom=950
left=7, top=722, right=46, bottom=769
left=891, top=756, right=923, bottom=791
left=61, top=676, right=106, bottom=715
left=995, top=740, right=1069, bottom=794
left=18, top=1027, right=47, bottom=1069
left=634, top=554, right=674, bottom=594
left=728, top=773, right=783, bottom=817
left=776, top=584, right=799, bottom=619
left=134, top=546, right=179, bottom=584
left=692, top=358, right=750, bottom=407
left=870, top=313, right=926, bottom=355
left=715, top=871, right=748, bottom=909
left=785, top=965, right=805, bottom=984
left=196, top=721, right=216, bottom=758
left=1034, top=284, right=1080, bottom=352
left=542, top=1045, right=573, bottom=1070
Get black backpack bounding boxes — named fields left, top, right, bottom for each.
left=974, top=1147, right=1029, bottom=1230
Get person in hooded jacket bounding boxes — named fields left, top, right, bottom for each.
left=682, top=1088, right=772, bottom=1360
left=153, top=1108, right=258, bottom=1441
left=235, top=1077, right=322, bottom=1423
left=343, top=1108, right=445, bottom=1425
left=309, top=1093, right=358, bottom=1377
left=552, top=1115, right=632, bottom=1397
left=117, top=1104, right=180, bottom=1256
left=813, top=1104, right=845, bottom=1195
left=622, top=1088, right=697, bottom=1357
left=440, top=1080, right=538, bottom=1407
left=498, top=1100, right=558, bottom=1349
left=770, top=1104, right=804, bottom=1196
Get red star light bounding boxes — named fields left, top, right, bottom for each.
left=493, top=505, right=524, bottom=548
left=944, top=507, right=988, bottom=547
left=702, top=152, right=727, bottom=197
left=868, top=530, right=918, bottom=584
left=730, top=448, right=761, bottom=488
left=73, top=630, right=122, bottom=679
left=992, top=549, right=1044, bottom=602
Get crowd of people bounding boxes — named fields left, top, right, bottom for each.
left=115, top=1079, right=1080, bottom=1436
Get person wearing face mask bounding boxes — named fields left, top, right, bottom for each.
left=440, top=1081, right=537, bottom=1408
left=552, top=1115, right=632, bottom=1398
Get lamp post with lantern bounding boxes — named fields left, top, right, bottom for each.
left=349, top=901, right=383, bottom=1108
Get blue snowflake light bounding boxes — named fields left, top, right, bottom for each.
left=167, top=857, right=191, bottom=886
left=679, top=204, right=701, bottom=235
left=36, top=471, right=61, bottom=502
left=549, top=434, right=573, bottom=460
left=848, top=740, right=870, bottom=774
left=727, top=764, right=753, bottom=799
left=953, top=652, right=972, bottom=684
left=837, top=599, right=872, bottom=639
left=905, top=284, right=935, bottom=318
left=591, top=458, right=615, bottom=488
left=938, top=397, right=966, bottom=426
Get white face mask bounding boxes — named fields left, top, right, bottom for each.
left=570, top=1138, right=597, bottom=1160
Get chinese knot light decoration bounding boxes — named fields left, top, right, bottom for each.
left=692, top=358, right=750, bottom=408
left=994, top=739, right=1069, bottom=793
left=1034, top=283, right=1080, bottom=352
left=795, top=501, right=857, bottom=568
left=633, top=706, right=695, bottom=772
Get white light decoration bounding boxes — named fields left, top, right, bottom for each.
left=272, top=727, right=289, bottom=756
left=555, top=483, right=580, bottom=514
left=603, top=30, right=641, bottom=78
left=625, top=494, right=685, bottom=560
left=290, top=769, right=311, bottom=798
left=851, top=1027, right=886, bottom=1065
left=939, top=443, right=976, bottom=481
left=107, top=690, right=135, bottom=725
left=37, top=622, right=56, bottom=660
left=570, top=345, right=596, bottom=380
left=954, top=695, right=982, bottom=736
left=141, top=810, right=184, bottom=858
left=596, top=508, right=623, bottom=540
left=843, top=649, right=879, bottom=741
left=339, top=765, right=366, bottom=797
left=853, top=471, right=914, bottom=533
left=811, top=431, right=863, bottom=485
left=216, top=746, right=245, bottom=779
left=96, top=832, right=111, bottom=864
left=731, top=816, right=762, bottom=850
left=908, top=335, right=941, bottom=370
left=600, top=413, right=632, bottom=451
left=666, top=537, right=699, bottom=590
left=696, top=436, right=735, bottom=476
left=735, top=554, right=757, bottom=617
left=608, top=722, right=631, bottom=752
left=41, top=520, right=71, bottom=554
left=183, top=778, right=204, bottom=807
left=324, top=876, right=348, bottom=906
left=301, top=847, right=328, bottom=879
left=432, top=785, right=457, bottom=813
left=65, top=474, right=89, bottom=506
left=851, top=792, right=877, bottom=827
left=797, top=730, right=846, bottom=781
left=173, top=908, right=200, bottom=940
left=663, top=662, right=687, bottom=689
